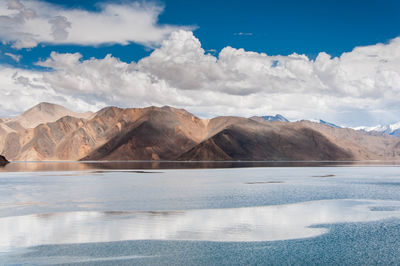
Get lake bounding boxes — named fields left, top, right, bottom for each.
left=1, top=161, right=400, bottom=265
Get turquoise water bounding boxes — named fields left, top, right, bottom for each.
left=0, top=163, right=400, bottom=265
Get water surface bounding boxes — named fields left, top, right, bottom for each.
left=0, top=162, right=400, bottom=265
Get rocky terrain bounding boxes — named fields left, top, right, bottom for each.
left=0, top=155, right=9, bottom=166
left=1, top=102, right=400, bottom=161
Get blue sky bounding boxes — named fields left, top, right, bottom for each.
left=1, top=0, right=400, bottom=127
left=160, top=0, right=400, bottom=57
left=2, top=0, right=400, bottom=68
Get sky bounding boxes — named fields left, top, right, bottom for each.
left=0, top=0, right=400, bottom=126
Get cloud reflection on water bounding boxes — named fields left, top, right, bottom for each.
left=1, top=199, right=400, bottom=251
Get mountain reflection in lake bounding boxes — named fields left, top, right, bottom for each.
left=2, top=160, right=400, bottom=172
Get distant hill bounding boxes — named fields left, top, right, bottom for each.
left=1, top=103, right=400, bottom=161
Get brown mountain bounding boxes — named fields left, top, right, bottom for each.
left=81, top=106, right=208, bottom=161
left=1, top=103, right=400, bottom=161
left=178, top=120, right=354, bottom=161
left=3, top=102, right=93, bottom=129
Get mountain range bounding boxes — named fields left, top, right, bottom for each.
left=1, top=102, right=400, bottom=161
left=354, top=123, right=400, bottom=138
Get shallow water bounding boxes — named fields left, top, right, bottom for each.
left=1, top=163, right=400, bottom=265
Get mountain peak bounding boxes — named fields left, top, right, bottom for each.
left=354, top=121, right=400, bottom=138
left=16, top=102, right=93, bottom=129
left=260, top=114, right=289, bottom=122
left=23, top=102, right=67, bottom=116
left=319, top=120, right=341, bottom=128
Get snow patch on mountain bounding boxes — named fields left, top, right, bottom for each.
left=260, top=114, right=289, bottom=122
left=353, top=122, right=400, bottom=138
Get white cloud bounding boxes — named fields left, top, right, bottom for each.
left=234, top=32, right=253, bottom=36
left=1, top=30, right=400, bottom=126
left=7, top=0, right=24, bottom=10
left=0, top=0, right=189, bottom=49
left=4, top=52, right=21, bottom=62
left=0, top=66, right=103, bottom=116
left=34, top=51, right=193, bottom=109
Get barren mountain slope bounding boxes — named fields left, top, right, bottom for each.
left=0, top=122, right=18, bottom=151
left=2, top=103, right=400, bottom=161
left=1, top=106, right=145, bottom=161
left=2, top=116, right=87, bottom=161
left=1, top=105, right=209, bottom=161
left=179, top=119, right=400, bottom=161
left=81, top=106, right=209, bottom=160
left=178, top=120, right=355, bottom=161
left=296, top=121, right=400, bottom=160
left=11, top=102, right=93, bottom=129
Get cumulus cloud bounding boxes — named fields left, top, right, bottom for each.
left=0, top=0, right=188, bottom=49
left=1, top=30, right=400, bottom=126
left=34, top=51, right=194, bottom=110
left=0, top=66, right=101, bottom=116
left=48, top=15, right=71, bottom=41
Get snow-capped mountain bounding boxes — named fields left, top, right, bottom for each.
left=259, top=115, right=342, bottom=128
left=260, top=114, right=289, bottom=122
left=354, top=122, right=400, bottom=137
left=258, top=114, right=400, bottom=138
left=318, top=120, right=341, bottom=128
left=306, top=119, right=341, bottom=128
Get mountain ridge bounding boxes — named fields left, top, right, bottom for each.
left=1, top=102, right=93, bottom=130
left=1, top=103, right=400, bottom=161
left=355, top=122, right=400, bottom=138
